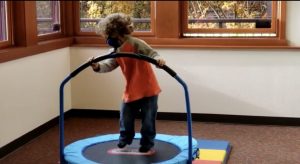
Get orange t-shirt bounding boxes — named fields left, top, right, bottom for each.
left=116, top=42, right=161, bottom=102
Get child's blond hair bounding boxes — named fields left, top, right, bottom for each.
left=95, top=13, right=134, bottom=38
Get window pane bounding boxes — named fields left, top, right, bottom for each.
left=36, top=1, right=61, bottom=36
left=0, top=1, right=8, bottom=41
left=188, top=1, right=272, bottom=29
left=79, top=1, right=151, bottom=32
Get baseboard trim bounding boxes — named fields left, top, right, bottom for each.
left=71, top=109, right=300, bottom=126
left=0, top=110, right=72, bottom=159
left=1, top=109, right=299, bottom=159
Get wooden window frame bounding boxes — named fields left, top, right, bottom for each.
left=0, top=1, right=298, bottom=64
left=0, top=1, right=72, bottom=63
left=73, top=1, right=288, bottom=48
left=145, top=1, right=287, bottom=47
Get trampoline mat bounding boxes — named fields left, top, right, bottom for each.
left=83, top=139, right=180, bottom=164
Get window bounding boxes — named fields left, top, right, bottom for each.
left=77, top=1, right=154, bottom=36
left=0, top=1, right=290, bottom=63
left=0, top=1, right=11, bottom=48
left=73, top=1, right=287, bottom=47
left=182, top=1, right=278, bottom=38
left=0, top=1, right=7, bottom=41
left=36, top=1, right=61, bottom=36
left=0, top=1, right=71, bottom=63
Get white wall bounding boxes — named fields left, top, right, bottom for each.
left=0, top=48, right=72, bottom=148
left=70, top=48, right=124, bottom=110
left=70, top=48, right=300, bottom=118
left=70, top=1, right=300, bottom=118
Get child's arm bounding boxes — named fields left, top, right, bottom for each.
left=89, top=57, right=119, bottom=73
left=135, top=39, right=166, bottom=66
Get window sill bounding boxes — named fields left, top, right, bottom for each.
left=142, top=37, right=290, bottom=47
left=73, top=36, right=300, bottom=50
left=0, top=37, right=73, bottom=63
left=1, top=36, right=299, bottom=63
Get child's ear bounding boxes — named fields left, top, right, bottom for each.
left=127, top=23, right=134, bottom=33
left=128, top=25, right=134, bottom=33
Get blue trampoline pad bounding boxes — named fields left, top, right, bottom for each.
left=64, top=133, right=198, bottom=164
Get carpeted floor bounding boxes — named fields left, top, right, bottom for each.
left=1, top=117, right=299, bottom=164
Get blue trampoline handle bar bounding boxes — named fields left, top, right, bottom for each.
left=59, top=52, right=193, bottom=164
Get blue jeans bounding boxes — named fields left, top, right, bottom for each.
left=119, top=95, right=158, bottom=148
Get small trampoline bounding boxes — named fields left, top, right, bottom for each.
left=59, top=52, right=196, bottom=164
left=64, top=133, right=198, bottom=164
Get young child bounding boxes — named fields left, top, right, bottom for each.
left=90, top=13, right=165, bottom=153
